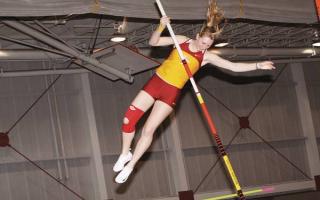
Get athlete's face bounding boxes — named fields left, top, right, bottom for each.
left=196, top=35, right=214, bottom=50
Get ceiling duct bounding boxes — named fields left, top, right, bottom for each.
left=2, top=20, right=133, bottom=82
left=0, top=48, right=319, bottom=61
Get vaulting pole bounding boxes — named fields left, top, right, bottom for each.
left=204, top=187, right=274, bottom=200
left=155, top=0, right=246, bottom=199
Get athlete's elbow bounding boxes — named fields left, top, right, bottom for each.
left=230, top=67, right=242, bottom=72
left=148, top=40, right=158, bottom=46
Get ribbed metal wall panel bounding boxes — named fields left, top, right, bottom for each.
left=89, top=71, right=176, bottom=200
left=0, top=61, right=96, bottom=200
left=0, top=60, right=318, bottom=200
left=303, top=62, right=320, bottom=159
left=176, top=65, right=309, bottom=193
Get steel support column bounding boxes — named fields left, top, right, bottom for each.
left=291, top=63, right=320, bottom=181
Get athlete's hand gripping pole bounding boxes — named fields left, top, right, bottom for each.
left=155, top=0, right=199, bottom=92
left=155, top=0, right=246, bottom=199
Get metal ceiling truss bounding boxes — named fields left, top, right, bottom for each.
left=2, top=20, right=133, bottom=82
left=1, top=17, right=316, bottom=49
left=0, top=16, right=318, bottom=74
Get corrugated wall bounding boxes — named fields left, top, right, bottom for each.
left=90, top=71, right=176, bottom=199
left=304, top=62, right=320, bottom=159
left=0, top=61, right=318, bottom=200
left=0, top=61, right=96, bottom=200
left=175, top=64, right=309, bottom=193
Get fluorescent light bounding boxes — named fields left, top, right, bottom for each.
left=312, top=41, right=320, bottom=47
left=110, top=36, right=126, bottom=42
left=0, top=51, right=8, bottom=57
left=214, top=42, right=229, bottom=47
left=302, top=48, right=316, bottom=56
left=302, top=49, right=315, bottom=54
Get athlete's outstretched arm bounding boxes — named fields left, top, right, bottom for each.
left=203, top=51, right=275, bottom=72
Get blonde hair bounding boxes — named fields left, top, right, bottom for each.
left=199, top=0, right=224, bottom=39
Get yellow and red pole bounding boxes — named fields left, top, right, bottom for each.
left=315, top=0, right=320, bottom=21
left=155, top=0, right=245, bottom=199
left=204, top=187, right=274, bottom=200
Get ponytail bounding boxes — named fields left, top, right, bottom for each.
left=200, top=0, right=224, bottom=39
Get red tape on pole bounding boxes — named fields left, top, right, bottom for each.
left=316, top=0, right=320, bottom=21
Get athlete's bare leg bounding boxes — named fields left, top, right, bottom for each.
left=121, top=90, right=155, bottom=155
left=126, top=100, right=173, bottom=169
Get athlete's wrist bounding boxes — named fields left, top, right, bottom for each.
left=156, top=24, right=165, bottom=33
left=255, top=62, right=261, bottom=70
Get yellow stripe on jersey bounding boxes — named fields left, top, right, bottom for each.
left=156, top=49, right=201, bottom=89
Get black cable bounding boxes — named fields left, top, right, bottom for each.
left=9, top=144, right=85, bottom=200
left=90, top=16, right=102, bottom=54
left=199, top=84, right=240, bottom=118
left=248, top=127, right=312, bottom=180
left=247, top=64, right=288, bottom=117
left=87, top=16, right=102, bottom=54
left=194, top=64, right=299, bottom=194
left=5, top=60, right=85, bottom=199
left=7, top=61, right=73, bottom=134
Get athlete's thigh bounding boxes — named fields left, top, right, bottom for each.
left=143, top=100, right=173, bottom=130
left=131, top=90, right=155, bottom=112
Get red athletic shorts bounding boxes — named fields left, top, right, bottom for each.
left=143, top=73, right=181, bottom=107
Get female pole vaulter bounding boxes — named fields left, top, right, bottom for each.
left=113, top=0, right=275, bottom=184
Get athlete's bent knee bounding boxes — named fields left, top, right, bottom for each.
left=122, top=105, right=144, bottom=133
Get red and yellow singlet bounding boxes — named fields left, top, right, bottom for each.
left=156, top=40, right=205, bottom=89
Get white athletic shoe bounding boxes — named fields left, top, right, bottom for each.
left=115, top=166, right=133, bottom=184
left=113, top=152, right=132, bottom=172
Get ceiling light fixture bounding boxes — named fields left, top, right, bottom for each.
left=214, top=42, right=229, bottom=47
left=312, top=30, right=320, bottom=47
left=302, top=48, right=315, bottom=54
left=312, top=41, right=320, bottom=47
left=110, top=17, right=127, bottom=43
left=214, top=39, right=229, bottom=47
left=0, top=51, right=8, bottom=57
left=110, top=35, right=126, bottom=42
